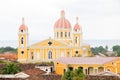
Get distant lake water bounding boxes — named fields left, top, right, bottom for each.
left=0, top=40, right=120, bottom=50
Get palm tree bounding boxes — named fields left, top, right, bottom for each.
left=2, top=63, right=21, bottom=74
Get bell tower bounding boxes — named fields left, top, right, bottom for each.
left=18, top=18, right=29, bottom=62
left=73, top=17, right=82, bottom=47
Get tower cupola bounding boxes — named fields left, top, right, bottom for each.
left=73, top=17, right=82, bottom=33
left=19, top=18, right=28, bottom=32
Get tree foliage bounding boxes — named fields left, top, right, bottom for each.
left=73, top=68, right=85, bottom=80
left=0, top=46, right=17, bottom=53
left=112, top=45, right=120, bottom=56
left=91, top=45, right=120, bottom=56
left=2, top=63, right=21, bottom=74
left=112, top=45, right=120, bottom=51
left=91, top=46, right=107, bottom=55
left=117, top=49, right=120, bottom=56
left=62, top=68, right=85, bottom=80
left=62, top=69, right=74, bottom=80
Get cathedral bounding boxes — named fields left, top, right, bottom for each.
left=18, top=10, right=92, bottom=63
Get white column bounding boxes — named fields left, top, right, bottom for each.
left=59, top=48, right=60, bottom=58
left=34, top=49, right=36, bottom=61
left=83, top=69, right=85, bottom=74
left=42, top=48, right=44, bottom=61
left=96, top=69, right=98, bottom=74
left=94, top=68, right=98, bottom=74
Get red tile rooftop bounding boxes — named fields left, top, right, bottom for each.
left=55, top=57, right=120, bottom=65
left=23, top=68, right=46, bottom=76
left=0, top=53, right=17, bottom=60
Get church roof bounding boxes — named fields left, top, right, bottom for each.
left=55, top=57, right=120, bottom=65
left=54, top=10, right=71, bottom=29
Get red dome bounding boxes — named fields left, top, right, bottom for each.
left=19, top=24, right=28, bottom=31
left=19, top=18, right=28, bottom=31
left=54, top=18, right=71, bottom=28
left=54, top=10, right=71, bottom=28
left=73, top=23, right=81, bottom=31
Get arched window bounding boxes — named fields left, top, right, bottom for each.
left=65, top=32, right=67, bottom=37
left=48, top=51, right=52, bottom=59
left=61, top=32, right=63, bottom=37
left=68, top=32, right=70, bottom=37
left=57, top=32, right=59, bottom=37
left=21, top=37, right=24, bottom=44
left=75, top=37, right=78, bottom=44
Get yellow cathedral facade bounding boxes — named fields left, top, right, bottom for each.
left=18, top=10, right=92, bottom=63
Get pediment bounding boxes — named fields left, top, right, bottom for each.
left=30, top=38, right=68, bottom=47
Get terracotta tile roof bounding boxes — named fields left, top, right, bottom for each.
left=23, top=68, right=62, bottom=80
left=0, top=53, right=17, bottom=60
left=23, top=68, right=46, bottom=76
left=55, top=57, right=120, bottom=65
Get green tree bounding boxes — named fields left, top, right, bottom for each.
left=62, top=69, right=74, bottom=80
left=73, top=68, right=85, bottom=80
left=98, top=46, right=107, bottom=53
left=117, top=49, right=120, bottom=56
left=62, top=68, right=86, bottom=80
left=105, top=45, right=108, bottom=51
left=2, top=63, right=21, bottom=74
left=91, top=46, right=107, bottom=55
left=0, top=46, right=17, bottom=53
left=112, top=45, right=120, bottom=51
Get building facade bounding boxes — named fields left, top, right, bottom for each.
left=18, top=10, right=92, bottom=63
left=55, top=57, right=120, bottom=75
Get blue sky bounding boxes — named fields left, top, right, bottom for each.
left=0, top=0, right=120, bottom=40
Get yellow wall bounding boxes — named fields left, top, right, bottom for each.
left=73, top=33, right=81, bottom=47
left=18, top=31, right=28, bottom=63
left=54, top=59, right=120, bottom=75
left=104, top=59, right=120, bottom=73
left=18, top=27, right=92, bottom=63
left=54, top=62, right=67, bottom=75
left=18, top=48, right=28, bottom=62
left=18, top=33, right=28, bottom=47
